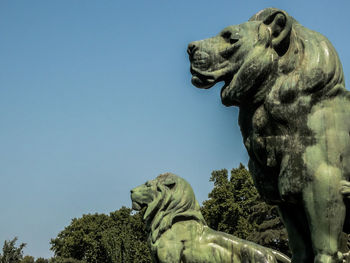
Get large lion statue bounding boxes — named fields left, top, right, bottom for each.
left=131, top=173, right=291, bottom=263
left=188, top=7, right=350, bottom=263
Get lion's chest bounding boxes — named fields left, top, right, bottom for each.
left=240, top=106, right=289, bottom=168
left=239, top=106, right=313, bottom=201
left=248, top=135, right=290, bottom=169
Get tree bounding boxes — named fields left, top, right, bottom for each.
left=103, top=208, right=150, bottom=263
left=20, top=256, right=49, bottom=263
left=50, top=213, right=114, bottom=262
left=201, top=164, right=290, bottom=255
left=50, top=207, right=151, bottom=263
left=20, top=256, right=34, bottom=263
left=201, top=165, right=259, bottom=238
left=247, top=200, right=289, bottom=255
left=35, top=258, right=48, bottom=263
left=0, top=237, right=26, bottom=263
left=49, top=258, right=85, bottom=263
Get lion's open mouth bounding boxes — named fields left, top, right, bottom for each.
left=190, top=67, right=216, bottom=89
left=190, top=59, right=233, bottom=90
left=132, top=201, right=147, bottom=211
left=191, top=75, right=216, bottom=89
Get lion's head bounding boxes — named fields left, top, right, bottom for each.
left=130, top=173, right=206, bottom=243
left=188, top=8, right=345, bottom=110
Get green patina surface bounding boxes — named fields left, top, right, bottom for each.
left=131, top=173, right=290, bottom=263
left=188, top=7, right=350, bottom=263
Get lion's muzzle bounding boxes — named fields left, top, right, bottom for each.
left=188, top=42, right=212, bottom=71
left=187, top=42, right=197, bottom=57
left=188, top=42, right=216, bottom=89
left=130, top=189, right=144, bottom=211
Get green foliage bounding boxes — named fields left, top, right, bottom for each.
left=20, top=256, right=34, bottom=263
left=0, top=237, right=26, bottom=263
left=201, top=165, right=259, bottom=238
left=35, top=258, right=48, bottom=263
left=50, top=213, right=113, bottom=262
left=50, top=207, right=151, bottom=263
left=49, top=257, right=85, bottom=263
left=20, top=256, right=49, bottom=263
left=247, top=201, right=289, bottom=255
left=201, top=164, right=290, bottom=256
left=103, top=208, right=151, bottom=263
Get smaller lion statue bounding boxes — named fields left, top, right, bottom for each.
left=131, top=173, right=291, bottom=263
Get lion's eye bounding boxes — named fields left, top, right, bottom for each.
left=221, top=31, right=239, bottom=45
left=221, top=31, right=232, bottom=40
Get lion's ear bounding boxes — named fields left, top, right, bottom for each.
left=164, top=182, right=176, bottom=189
left=263, top=11, right=292, bottom=56
left=163, top=178, right=176, bottom=189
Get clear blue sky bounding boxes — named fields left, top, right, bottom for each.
left=1, top=0, right=349, bottom=259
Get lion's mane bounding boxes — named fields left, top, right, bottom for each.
left=235, top=8, right=346, bottom=200
left=250, top=8, right=345, bottom=127
left=145, top=173, right=206, bottom=243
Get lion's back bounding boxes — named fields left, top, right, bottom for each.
left=188, top=226, right=278, bottom=263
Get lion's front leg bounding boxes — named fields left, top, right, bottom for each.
left=302, top=164, right=346, bottom=263
left=278, top=203, right=314, bottom=263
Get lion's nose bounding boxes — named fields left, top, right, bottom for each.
left=187, top=42, right=198, bottom=56
left=130, top=189, right=134, bottom=194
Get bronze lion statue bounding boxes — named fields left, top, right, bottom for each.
left=188, top=7, right=350, bottom=263
left=131, top=173, right=291, bottom=263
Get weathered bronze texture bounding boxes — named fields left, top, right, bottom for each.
left=131, top=173, right=291, bottom=263
left=188, top=7, right=350, bottom=263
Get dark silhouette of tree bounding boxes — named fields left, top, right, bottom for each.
left=49, top=258, right=85, bottom=263
left=50, top=207, right=151, bottom=263
left=201, top=164, right=290, bottom=256
left=20, top=256, right=34, bottom=263
left=0, top=237, right=26, bottom=263
left=35, top=258, right=48, bottom=263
